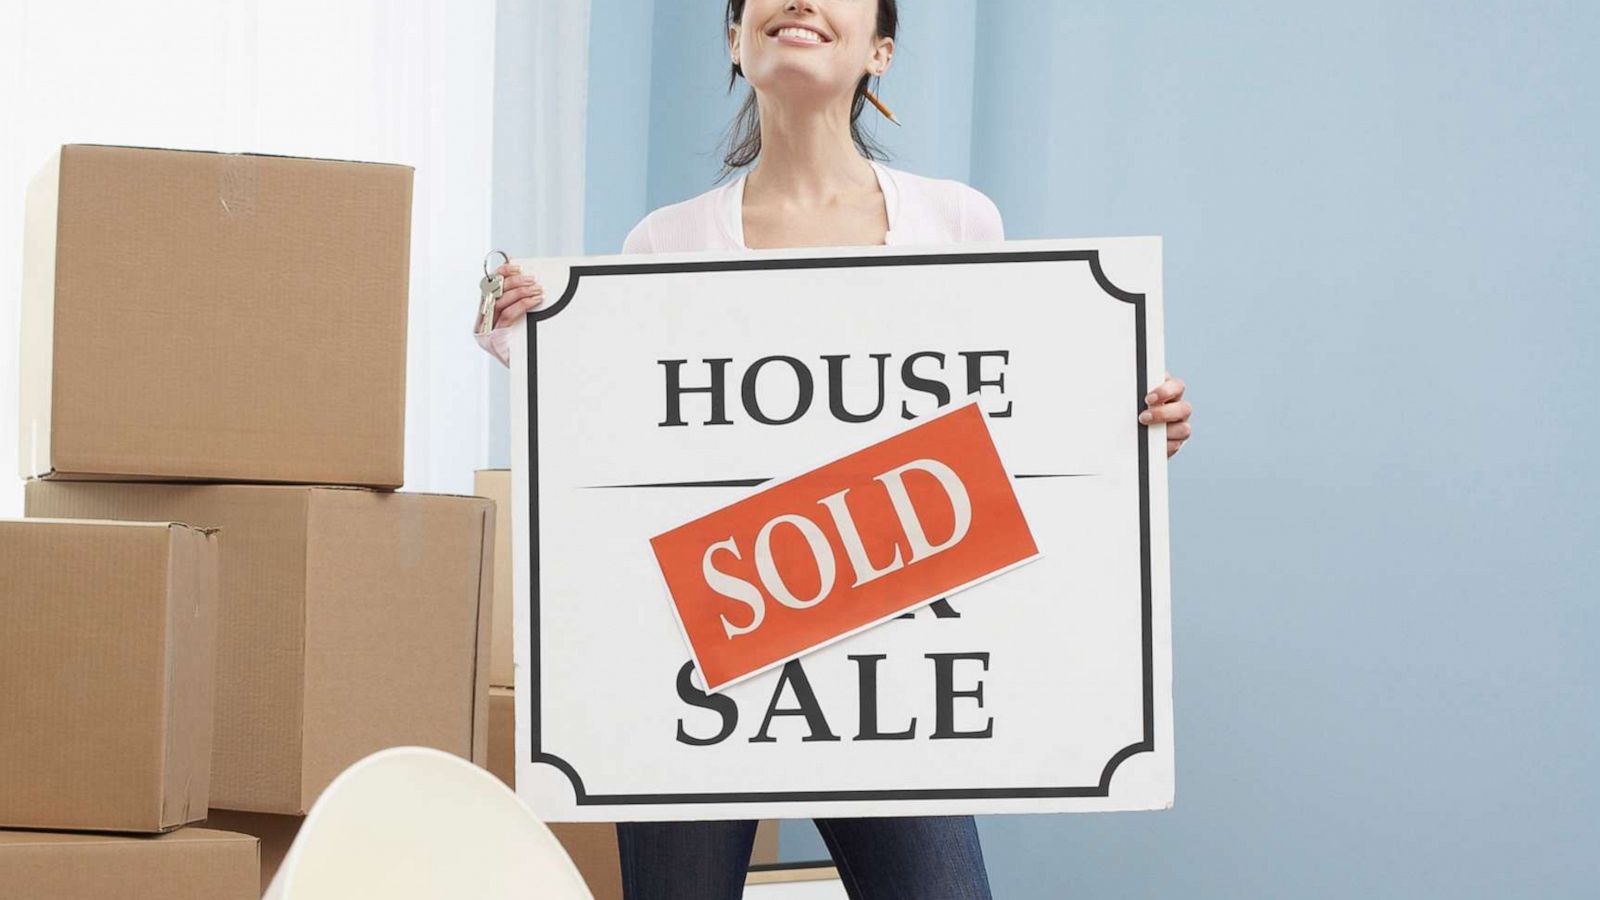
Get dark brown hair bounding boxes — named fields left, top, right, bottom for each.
left=718, top=0, right=898, bottom=182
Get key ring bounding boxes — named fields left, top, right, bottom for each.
left=483, top=249, right=509, bottom=279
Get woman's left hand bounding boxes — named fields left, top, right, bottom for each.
left=1139, top=374, right=1192, bottom=458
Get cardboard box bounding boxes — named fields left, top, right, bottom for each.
left=474, top=469, right=515, bottom=688
left=0, top=828, right=257, bottom=899
left=202, top=810, right=301, bottom=897
left=25, top=482, right=493, bottom=814
left=0, top=518, right=219, bottom=833
left=19, top=144, right=412, bottom=487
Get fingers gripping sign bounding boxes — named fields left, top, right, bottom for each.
left=1139, top=373, right=1193, bottom=458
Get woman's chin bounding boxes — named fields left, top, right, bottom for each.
left=747, top=66, right=856, bottom=101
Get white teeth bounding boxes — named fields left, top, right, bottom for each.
left=776, top=26, right=824, bottom=43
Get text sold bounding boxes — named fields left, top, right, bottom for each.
left=651, top=402, right=1039, bottom=692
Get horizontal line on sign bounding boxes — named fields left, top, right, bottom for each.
left=581, top=474, right=1094, bottom=489
left=583, top=478, right=771, bottom=489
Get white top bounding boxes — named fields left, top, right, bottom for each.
left=622, top=159, right=1004, bottom=253
left=477, top=161, right=1005, bottom=365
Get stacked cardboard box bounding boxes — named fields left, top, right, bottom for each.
left=1, top=518, right=218, bottom=832
left=24, top=483, right=495, bottom=814
left=19, top=144, right=410, bottom=487
left=9, top=144, right=499, bottom=897
left=0, top=518, right=258, bottom=897
left=24, top=484, right=495, bottom=896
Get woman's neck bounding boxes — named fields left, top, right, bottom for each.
left=747, top=95, right=877, bottom=198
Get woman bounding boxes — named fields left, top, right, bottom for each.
left=476, top=2, right=1193, bottom=896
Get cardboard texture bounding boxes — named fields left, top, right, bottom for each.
left=0, top=827, right=257, bottom=900
left=475, top=469, right=515, bottom=688
left=487, top=687, right=517, bottom=790
left=202, top=810, right=301, bottom=897
left=751, top=820, right=780, bottom=867
left=551, top=823, right=626, bottom=900
left=24, top=482, right=494, bottom=815
left=0, top=518, right=219, bottom=833
left=18, top=144, right=412, bottom=487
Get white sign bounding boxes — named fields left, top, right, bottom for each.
left=510, top=237, right=1172, bottom=821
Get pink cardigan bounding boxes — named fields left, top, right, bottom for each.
left=476, top=161, right=1004, bottom=366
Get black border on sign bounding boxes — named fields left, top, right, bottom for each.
left=524, top=248, right=1154, bottom=805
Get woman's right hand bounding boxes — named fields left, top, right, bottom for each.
left=487, top=262, right=546, bottom=329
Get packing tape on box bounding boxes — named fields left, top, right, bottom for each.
left=219, top=154, right=259, bottom=218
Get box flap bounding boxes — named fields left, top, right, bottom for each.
left=473, top=469, right=515, bottom=688
left=0, top=827, right=257, bottom=848
left=160, top=525, right=221, bottom=828
left=66, top=142, right=415, bottom=171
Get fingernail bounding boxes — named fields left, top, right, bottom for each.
left=1139, top=411, right=1153, bottom=424
left=1145, top=393, right=1158, bottom=404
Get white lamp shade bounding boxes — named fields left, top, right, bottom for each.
left=264, top=747, right=594, bottom=900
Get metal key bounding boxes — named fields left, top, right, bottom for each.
left=477, top=272, right=504, bottom=334
left=478, top=250, right=511, bottom=334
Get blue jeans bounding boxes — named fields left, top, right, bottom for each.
left=616, top=816, right=993, bottom=900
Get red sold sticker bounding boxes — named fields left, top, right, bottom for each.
left=651, top=402, right=1040, bottom=692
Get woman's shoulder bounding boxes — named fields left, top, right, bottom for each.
left=621, top=180, right=740, bottom=254
left=877, top=164, right=1005, bottom=243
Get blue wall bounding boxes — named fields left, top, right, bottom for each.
left=584, top=2, right=1600, bottom=896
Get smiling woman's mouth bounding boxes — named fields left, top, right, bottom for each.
left=769, top=25, right=831, bottom=44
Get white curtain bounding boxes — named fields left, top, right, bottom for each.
left=0, top=0, right=507, bottom=512
left=485, top=0, right=592, bottom=467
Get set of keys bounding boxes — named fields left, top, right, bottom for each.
left=476, top=249, right=509, bottom=335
